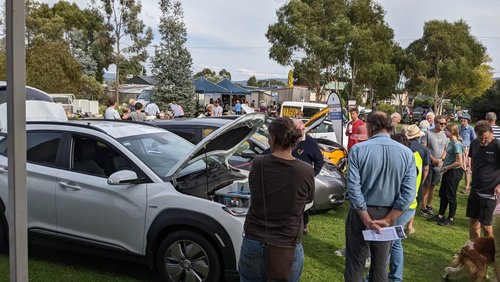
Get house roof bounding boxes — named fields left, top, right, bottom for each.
left=127, top=75, right=155, bottom=85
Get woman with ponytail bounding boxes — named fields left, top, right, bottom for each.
left=428, top=123, right=464, bottom=226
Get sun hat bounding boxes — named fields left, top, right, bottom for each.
left=458, top=112, right=471, bottom=121
left=406, top=124, right=424, bottom=140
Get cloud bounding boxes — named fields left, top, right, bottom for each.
left=41, top=0, right=500, bottom=79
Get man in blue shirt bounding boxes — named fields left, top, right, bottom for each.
left=459, top=112, right=476, bottom=194
left=345, top=111, right=416, bottom=282
left=234, top=100, right=242, bottom=115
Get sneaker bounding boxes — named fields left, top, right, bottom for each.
left=425, top=206, right=435, bottom=215
left=303, top=227, right=309, bottom=234
left=426, top=215, right=445, bottom=222
left=364, top=257, right=371, bottom=268
left=420, top=208, right=434, bottom=216
left=437, top=219, right=455, bottom=227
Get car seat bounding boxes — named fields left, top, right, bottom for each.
left=74, top=139, right=105, bottom=176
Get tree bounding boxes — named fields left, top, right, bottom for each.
left=266, top=0, right=397, bottom=101
left=218, top=69, right=231, bottom=80
left=26, top=41, right=82, bottom=94
left=193, top=67, right=222, bottom=83
left=470, top=80, right=500, bottom=120
left=151, top=0, right=195, bottom=116
left=406, top=20, right=492, bottom=113
left=100, top=0, right=153, bottom=101
left=79, top=75, right=105, bottom=102
left=24, top=1, right=114, bottom=82
left=247, top=75, right=257, bottom=86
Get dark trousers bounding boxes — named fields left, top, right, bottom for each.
left=439, top=169, right=463, bottom=219
left=345, top=206, right=391, bottom=282
left=303, top=210, right=309, bottom=226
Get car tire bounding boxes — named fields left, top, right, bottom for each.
left=156, top=230, right=221, bottom=282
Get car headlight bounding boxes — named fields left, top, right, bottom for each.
left=222, top=206, right=247, bottom=216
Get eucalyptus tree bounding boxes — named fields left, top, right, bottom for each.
left=150, top=0, right=195, bottom=116
left=101, top=0, right=153, bottom=101
left=406, top=20, right=493, bottom=112
left=266, top=0, right=397, bottom=101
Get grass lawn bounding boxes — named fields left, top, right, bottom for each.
left=0, top=181, right=480, bottom=281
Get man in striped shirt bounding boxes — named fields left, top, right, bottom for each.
left=486, top=112, right=500, bottom=140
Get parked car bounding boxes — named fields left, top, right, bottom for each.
left=411, top=106, right=433, bottom=123
left=0, top=113, right=267, bottom=282
left=136, top=88, right=153, bottom=106
left=152, top=117, right=347, bottom=211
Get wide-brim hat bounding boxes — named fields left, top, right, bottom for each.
left=458, top=113, right=471, bottom=121
left=406, top=124, right=424, bottom=140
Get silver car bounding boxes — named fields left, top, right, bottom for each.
left=153, top=117, right=347, bottom=211
left=0, top=113, right=266, bottom=282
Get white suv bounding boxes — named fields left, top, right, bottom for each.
left=0, top=113, right=265, bottom=281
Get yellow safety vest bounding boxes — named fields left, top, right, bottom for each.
left=409, top=151, right=423, bottom=209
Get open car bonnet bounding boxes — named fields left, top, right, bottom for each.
left=303, top=106, right=329, bottom=134
left=166, top=112, right=266, bottom=179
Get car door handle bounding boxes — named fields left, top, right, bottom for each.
left=59, top=182, right=82, bottom=191
left=0, top=167, right=7, bottom=174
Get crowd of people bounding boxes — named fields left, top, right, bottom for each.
left=103, top=97, right=185, bottom=121
left=103, top=95, right=499, bottom=281
left=239, top=106, right=499, bottom=282
left=343, top=109, right=500, bottom=281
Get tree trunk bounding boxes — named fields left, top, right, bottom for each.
left=433, top=79, right=440, bottom=113
left=115, top=40, right=120, bottom=103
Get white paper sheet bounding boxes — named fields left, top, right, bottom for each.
left=362, top=225, right=407, bottom=241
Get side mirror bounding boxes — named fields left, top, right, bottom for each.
left=108, top=170, right=138, bottom=185
left=241, top=149, right=256, bottom=159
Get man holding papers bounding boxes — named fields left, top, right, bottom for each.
left=344, top=112, right=416, bottom=282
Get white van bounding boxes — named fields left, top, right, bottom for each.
left=280, top=101, right=327, bottom=118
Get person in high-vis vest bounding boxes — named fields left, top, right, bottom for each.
left=388, top=134, right=423, bottom=282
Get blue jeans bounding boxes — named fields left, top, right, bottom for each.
left=238, top=237, right=304, bottom=282
left=388, top=209, right=416, bottom=282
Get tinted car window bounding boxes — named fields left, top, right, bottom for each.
left=0, top=132, right=62, bottom=168
left=167, top=128, right=197, bottom=144
left=27, top=132, right=62, bottom=166
left=302, top=107, right=321, bottom=118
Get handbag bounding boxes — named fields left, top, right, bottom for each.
left=259, top=155, right=300, bottom=281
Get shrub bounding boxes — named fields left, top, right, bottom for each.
left=376, top=103, right=397, bottom=114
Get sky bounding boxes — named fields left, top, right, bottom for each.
left=44, top=0, right=500, bottom=81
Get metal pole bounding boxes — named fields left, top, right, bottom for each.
left=6, top=0, right=28, bottom=280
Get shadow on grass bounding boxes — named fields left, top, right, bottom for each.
left=1, top=245, right=161, bottom=281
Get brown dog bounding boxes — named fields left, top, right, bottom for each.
left=443, top=237, right=495, bottom=282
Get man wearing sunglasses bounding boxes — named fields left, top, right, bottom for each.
left=421, top=115, right=449, bottom=216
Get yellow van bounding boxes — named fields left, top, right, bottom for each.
left=280, top=101, right=327, bottom=118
